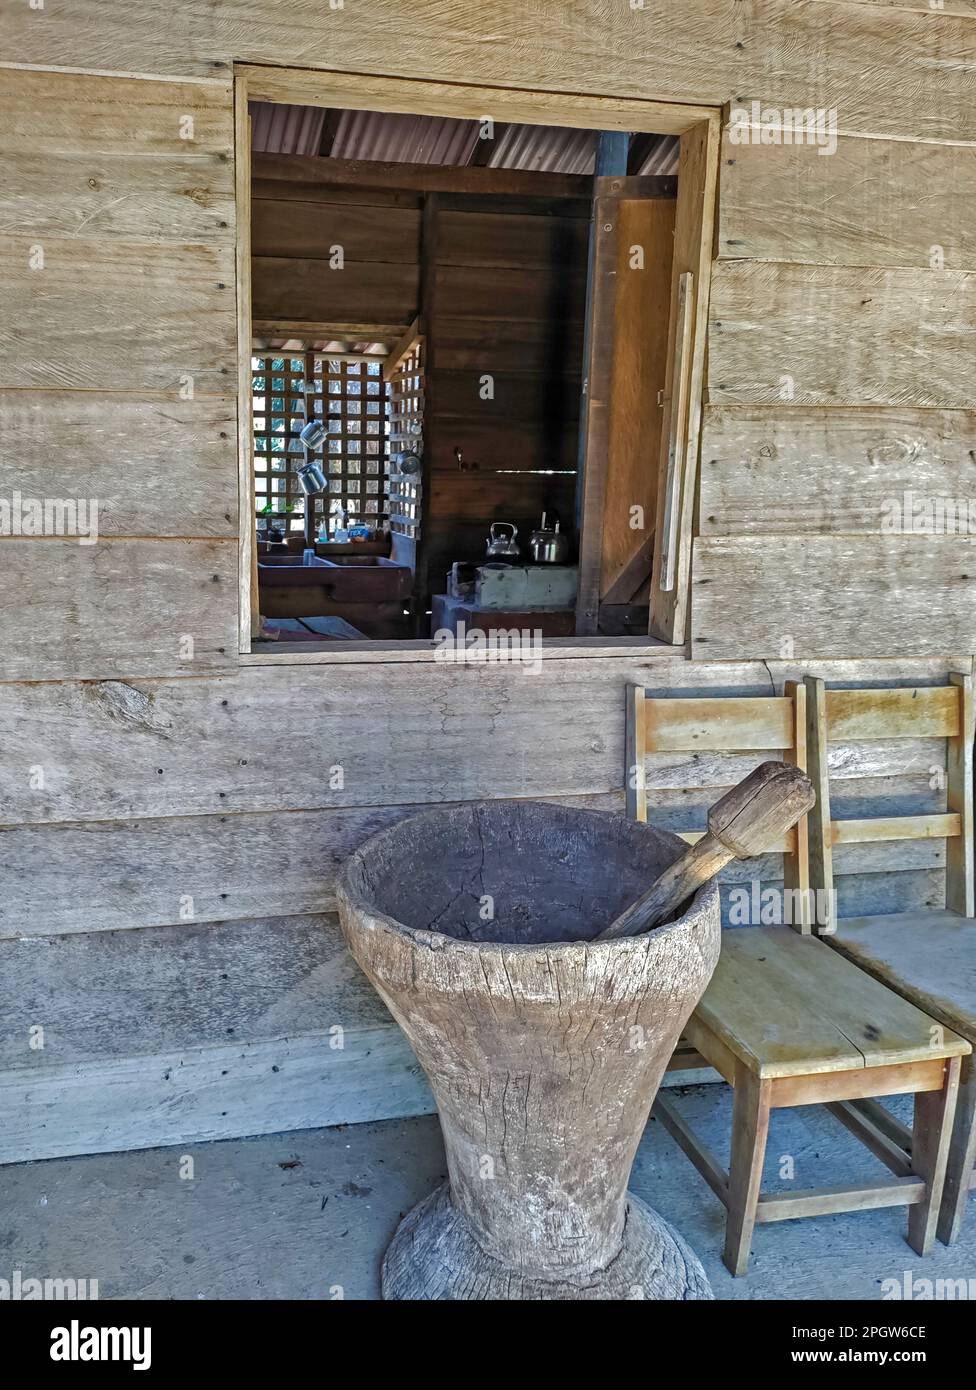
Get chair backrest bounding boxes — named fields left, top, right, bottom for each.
left=626, top=681, right=813, bottom=931
left=803, top=673, right=975, bottom=933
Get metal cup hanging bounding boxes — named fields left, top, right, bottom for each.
left=297, top=459, right=327, bottom=495
left=298, top=416, right=328, bottom=494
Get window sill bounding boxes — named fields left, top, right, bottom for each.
left=240, top=635, right=685, bottom=666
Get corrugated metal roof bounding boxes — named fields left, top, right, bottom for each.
left=250, top=102, right=325, bottom=156
left=331, top=109, right=480, bottom=165
left=249, top=101, right=679, bottom=175
left=487, top=123, right=595, bottom=174
left=637, top=136, right=680, bottom=175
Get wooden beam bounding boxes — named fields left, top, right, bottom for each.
left=946, top=671, right=975, bottom=917
left=756, top=1178, right=925, bottom=1224
left=826, top=685, right=961, bottom=741
left=252, top=319, right=407, bottom=340
left=241, top=67, right=712, bottom=140
left=595, top=130, right=630, bottom=176
left=253, top=151, right=596, bottom=201
left=601, top=536, right=654, bottom=606
left=826, top=1100, right=914, bottom=1178
left=574, top=179, right=624, bottom=634
left=411, top=195, right=439, bottom=630
left=832, top=814, right=962, bottom=846
left=648, top=116, right=720, bottom=646
left=236, top=80, right=257, bottom=652
left=383, top=316, right=423, bottom=383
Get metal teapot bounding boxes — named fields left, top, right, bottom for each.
left=529, top=511, right=570, bottom=564
left=486, top=522, right=520, bottom=559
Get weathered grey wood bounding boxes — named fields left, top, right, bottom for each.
left=0, top=394, right=237, bottom=538
left=708, top=262, right=976, bottom=408
left=0, top=540, right=238, bottom=681
left=699, top=406, right=976, bottom=536
left=7, top=2, right=976, bottom=143
left=836, top=869, right=947, bottom=920
left=337, top=800, right=720, bottom=1299
left=0, top=658, right=964, bottom=827
left=0, top=236, right=236, bottom=392
left=831, top=909, right=976, bottom=1045
left=647, top=739, right=947, bottom=790
left=0, top=70, right=234, bottom=243
left=0, top=802, right=942, bottom=941
left=720, top=132, right=976, bottom=270
left=693, top=537, right=976, bottom=660
left=0, top=793, right=622, bottom=940
left=0, top=913, right=434, bottom=1163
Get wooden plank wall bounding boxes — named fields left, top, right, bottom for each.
left=694, top=123, right=976, bottom=659
left=0, top=655, right=965, bottom=938
left=2, top=1, right=975, bottom=948
left=0, top=70, right=240, bottom=681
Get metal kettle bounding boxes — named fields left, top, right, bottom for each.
left=486, top=522, right=520, bottom=559
left=529, top=512, right=570, bottom=564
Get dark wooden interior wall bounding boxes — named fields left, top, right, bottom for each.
left=251, top=167, right=422, bottom=324
left=252, top=159, right=588, bottom=600
left=421, top=194, right=587, bottom=600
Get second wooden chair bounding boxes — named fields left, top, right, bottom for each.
left=627, top=681, right=969, bottom=1275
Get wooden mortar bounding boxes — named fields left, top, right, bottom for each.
left=336, top=800, right=721, bottom=1300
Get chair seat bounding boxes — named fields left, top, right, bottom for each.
left=830, top=909, right=976, bottom=1048
left=695, top=926, right=968, bottom=1080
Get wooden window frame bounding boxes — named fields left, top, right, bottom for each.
left=234, top=64, right=720, bottom=663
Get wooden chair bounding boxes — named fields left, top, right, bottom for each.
left=804, top=673, right=976, bottom=1243
left=627, top=682, right=969, bottom=1275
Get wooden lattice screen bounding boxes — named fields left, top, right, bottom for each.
left=252, top=348, right=392, bottom=534
left=386, top=339, right=424, bottom=541
left=251, top=352, right=307, bottom=535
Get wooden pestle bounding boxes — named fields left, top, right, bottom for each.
left=595, top=761, right=816, bottom=942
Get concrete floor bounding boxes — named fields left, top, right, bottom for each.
left=5, top=1084, right=976, bottom=1300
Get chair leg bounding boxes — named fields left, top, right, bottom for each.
left=908, top=1056, right=960, bottom=1257
left=938, top=1053, right=976, bottom=1245
left=723, top=1064, right=772, bottom=1277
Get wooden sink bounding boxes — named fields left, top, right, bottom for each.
left=257, top=554, right=412, bottom=602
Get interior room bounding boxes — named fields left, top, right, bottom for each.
left=247, top=102, right=679, bottom=646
